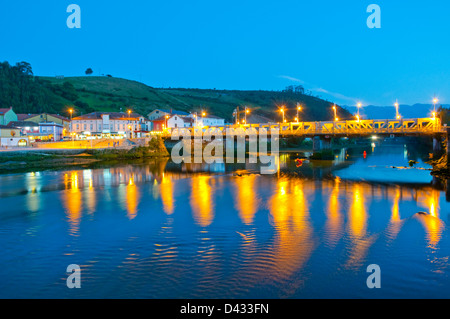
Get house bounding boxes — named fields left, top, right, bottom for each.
left=147, top=109, right=190, bottom=121
left=0, top=107, right=18, bottom=126
left=17, top=113, right=70, bottom=130
left=167, top=114, right=186, bottom=128
left=6, top=121, right=64, bottom=142
left=152, top=116, right=168, bottom=131
left=7, top=121, right=40, bottom=136
left=197, top=115, right=225, bottom=127
left=71, top=112, right=150, bottom=139
left=0, top=125, right=26, bottom=147
left=182, top=117, right=195, bottom=128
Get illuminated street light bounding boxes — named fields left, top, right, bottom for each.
left=69, top=108, right=74, bottom=142
left=433, top=97, right=438, bottom=113
left=244, top=106, right=249, bottom=123
left=296, top=103, right=302, bottom=122
left=280, top=106, right=285, bottom=123
left=395, top=100, right=400, bottom=119
left=127, top=109, right=132, bottom=138
left=332, top=104, right=338, bottom=122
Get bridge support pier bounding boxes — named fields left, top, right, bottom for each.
left=433, top=135, right=443, bottom=157
left=312, top=136, right=332, bottom=152
left=447, top=128, right=450, bottom=166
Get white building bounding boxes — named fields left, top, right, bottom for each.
left=71, top=112, right=150, bottom=139
left=194, top=115, right=225, bottom=127
left=166, top=115, right=185, bottom=128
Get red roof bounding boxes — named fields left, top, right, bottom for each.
left=0, top=107, right=12, bottom=114
left=152, top=115, right=169, bottom=122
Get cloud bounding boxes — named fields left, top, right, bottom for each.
left=278, top=74, right=361, bottom=105
left=278, top=75, right=305, bottom=84
left=311, top=87, right=357, bottom=103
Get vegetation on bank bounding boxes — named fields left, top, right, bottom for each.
left=88, top=137, right=169, bottom=160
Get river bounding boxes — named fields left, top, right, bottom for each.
left=0, top=144, right=449, bottom=298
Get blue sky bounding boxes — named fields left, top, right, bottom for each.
left=1, top=0, right=449, bottom=106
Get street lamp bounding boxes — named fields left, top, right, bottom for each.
left=296, top=103, right=302, bottom=122
left=201, top=111, right=206, bottom=127
left=332, top=104, right=338, bottom=121
left=193, top=113, right=198, bottom=127
left=69, top=108, right=74, bottom=141
left=127, top=109, right=132, bottom=138
left=356, top=102, right=362, bottom=121
left=280, top=106, right=285, bottom=123
left=394, top=101, right=400, bottom=119
left=245, top=106, right=249, bottom=124
left=433, top=97, right=438, bottom=113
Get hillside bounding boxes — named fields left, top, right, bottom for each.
left=0, top=61, right=352, bottom=121
left=43, top=76, right=353, bottom=122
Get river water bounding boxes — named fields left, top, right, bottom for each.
left=0, top=144, right=449, bottom=298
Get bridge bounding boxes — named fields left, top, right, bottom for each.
left=165, top=117, right=447, bottom=152
left=168, top=117, right=444, bottom=136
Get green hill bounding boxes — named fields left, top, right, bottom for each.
left=43, top=76, right=352, bottom=122
left=0, top=61, right=352, bottom=121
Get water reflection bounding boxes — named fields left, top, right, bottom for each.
left=324, top=178, right=344, bottom=247
left=160, top=174, right=175, bottom=215
left=62, top=172, right=82, bottom=236
left=2, top=145, right=450, bottom=298
left=268, top=178, right=314, bottom=294
left=190, top=175, right=215, bottom=227
left=233, top=175, right=259, bottom=225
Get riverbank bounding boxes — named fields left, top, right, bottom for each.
left=0, top=137, right=170, bottom=175
left=429, top=153, right=450, bottom=178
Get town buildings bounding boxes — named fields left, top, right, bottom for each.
left=70, top=112, right=151, bottom=139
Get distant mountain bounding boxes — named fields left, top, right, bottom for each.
left=345, top=104, right=445, bottom=120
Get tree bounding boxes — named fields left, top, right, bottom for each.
left=85, top=68, right=93, bottom=75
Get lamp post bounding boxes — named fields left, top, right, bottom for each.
left=201, top=110, right=206, bottom=127
left=193, top=113, right=198, bottom=127
left=296, top=103, right=302, bottom=123
left=69, top=108, right=74, bottom=142
left=356, top=102, right=362, bottom=121
left=433, top=97, right=438, bottom=113
left=280, top=106, right=285, bottom=123
left=245, top=106, right=249, bottom=124
left=127, top=109, right=133, bottom=138
left=332, top=104, right=338, bottom=121
left=395, top=100, right=400, bottom=119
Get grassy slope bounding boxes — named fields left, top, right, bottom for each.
left=43, top=76, right=353, bottom=122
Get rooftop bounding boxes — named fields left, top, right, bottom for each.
left=73, top=112, right=146, bottom=121
left=7, top=121, right=39, bottom=128
left=149, top=109, right=190, bottom=116
left=17, top=113, right=70, bottom=122
left=0, top=107, right=12, bottom=115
